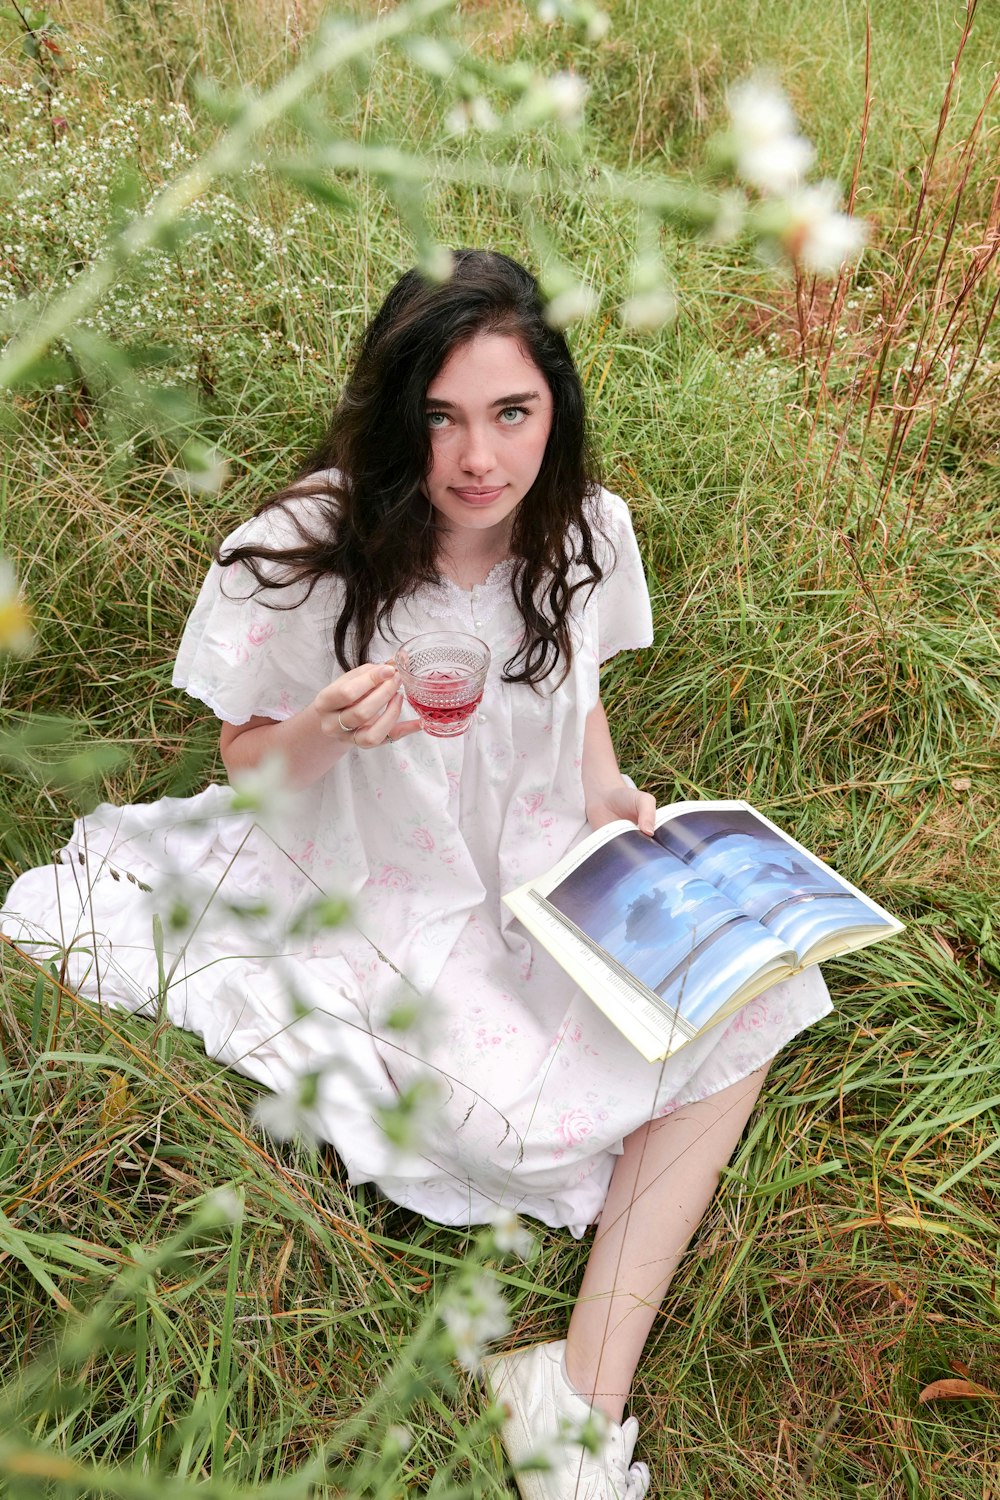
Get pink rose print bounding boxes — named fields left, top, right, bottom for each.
left=556, top=1108, right=594, bottom=1147
left=247, top=620, right=276, bottom=647
left=732, top=997, right=770, bottom=1032
left=522, top=792, right=545, bottom=817
left=412, top=827, right=435, bottom=852
left=374, top=864, right=413, bottom=891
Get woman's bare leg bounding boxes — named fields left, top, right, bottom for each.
left=564, top=1066, right=769, bottom=1423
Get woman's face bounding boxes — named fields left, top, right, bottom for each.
left=422, top=332, right=554, bottom=544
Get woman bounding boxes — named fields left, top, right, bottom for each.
left=1, top=250, right=832, bottom=1498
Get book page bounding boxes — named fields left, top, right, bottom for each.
left=652, top=803, right=901, bottom=961
left=541, top=827, right=794, bottom=1032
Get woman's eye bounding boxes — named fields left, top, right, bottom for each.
left=499, top=406, right=528, bottom=425
left=426, top=411, right=450, bottom=428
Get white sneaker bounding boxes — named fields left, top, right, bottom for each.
left=482, top=1339, right=651, bottom=1500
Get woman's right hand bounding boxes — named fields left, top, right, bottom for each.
left=313, top=663, right=422, bottom=750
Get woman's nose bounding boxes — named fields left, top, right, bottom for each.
left=460, top=425, right=496, bottom=475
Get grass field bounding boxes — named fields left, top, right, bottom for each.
left=1, top=1, right=998, bottom=1496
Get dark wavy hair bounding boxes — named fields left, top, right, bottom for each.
left=219, top=249, right=606, bottom=685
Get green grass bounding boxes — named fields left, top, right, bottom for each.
left=1, top=0, right=999, bottom=1496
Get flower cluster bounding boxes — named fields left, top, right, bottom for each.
left=723, top=78, right=866, bottom=276
left=0, top=74, right=333, bottom=412
left=440, top=1269, right=510, bottom=1372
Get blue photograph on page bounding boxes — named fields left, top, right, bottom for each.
left=544, top=828, right=791, bottom=1030
left=651, top=806, right=896, bottom=955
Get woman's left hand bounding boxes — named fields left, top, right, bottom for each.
left=585, top=780, right=657, bottom=837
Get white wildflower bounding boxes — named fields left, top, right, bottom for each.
left=253, top=1074, right=323, bottom=1149
left=620, top=284, right=676, bottom=332
left=546, top=71, right=588, bottom=125
left=619, top=250, right=677, bottom=332
left=727, top=78, right=814, bottom=195
left=518, top=1408, right=611, bottom=1471
left=199, top=1186, right=244, bottom=1226
left=382, top=985, right=443, bottom=1053
left=707, top=188, right=747, bottom=243
left=518, top=70, right=588, bottom=129
left=375, top=1073, right=444, bottom=1157
left=0, top=555, right=34, bottom=654
left=227, top=751, right=297, bottom=828
left=405, top=37, right=456, bottom=78
left=166, top=442, right=230, bottom=495
left=385, top=1424, right=414, bottom=1453
left=542, top=262, right=598, bottom=329
left=783, top=180, right=867, bottom=274
left=445, top=96, right=499, bottom=135
left=441, top=1270, right=510, bottom=1372
left=419, top=243, right=455, bottom=284
left=536, top=0, right=609, bottom=37
left=490, top=1209, right=536, bottom=1259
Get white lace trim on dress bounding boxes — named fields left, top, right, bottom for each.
left=178, top=682, right=297, bottom=727
left=420, top=558, right=516, bottom=626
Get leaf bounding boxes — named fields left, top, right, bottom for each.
left=99, top=1073, right=133, bottom=1130
left=918, top=1378, right=999, bottom=1404
left=4, top=353, right=75, bottom=391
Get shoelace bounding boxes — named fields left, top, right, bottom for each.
left=603, top=1419, right=650, bottom=1500
left=624, top=1462, right=651, bottom=1499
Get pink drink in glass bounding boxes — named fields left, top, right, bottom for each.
left=395, top=632, right=491, bottom=738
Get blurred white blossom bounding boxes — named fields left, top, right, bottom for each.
left=489, top=1209, right=536, bottom=1259
left=445, top=96, right=500, bottom=136
left=385, top=1424, right=414, bottom=1453
left=166, top=441, right=230, bottom=495
left=518, top=71, right=588, bottom=129
left=541, top=261, right=598, bottom=328
left=382, top=985, right=443, bottom=1055
left=0, top=556, right=34, bottom=654
left=783, top=180, right=867, bottom=274
left=619, top=249, right=677, bottom=332
left=727, top=78, right=814, bottom=195
left=707, top=188, right=747, bottom=243
left=620, top=283, right=676, bottom=332
left=420, top=243, right=455, bottom=284
left=228, top=751, right=297, bottom=828
left=375, top=1073, right=444, bottom=1157
left=253, top=1073, right=323, bottom=1149
left=441, top=1270, right=510, bottom=1371
left=519, top=1408, right=611, bottom=1472
left=537, top=0, right=610, bottom=41
left=197, top=1186, right=244, bottom=1226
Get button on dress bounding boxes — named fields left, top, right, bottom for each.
left=0, top=486, right=832, bottom=1235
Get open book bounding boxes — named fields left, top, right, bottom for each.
left=504, top=801, right=903, bottom=1063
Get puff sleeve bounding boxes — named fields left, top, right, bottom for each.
left=591, top=488, right=654, bottom=663
left=172, top=499, right=339, bottom=725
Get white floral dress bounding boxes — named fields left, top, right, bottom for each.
left=1, top=487, right=831, bottom=1234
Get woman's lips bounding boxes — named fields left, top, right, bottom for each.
left=451, top=486, right=505, bottom=506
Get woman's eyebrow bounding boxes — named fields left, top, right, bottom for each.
left=424, top=390, right=542, bottom=409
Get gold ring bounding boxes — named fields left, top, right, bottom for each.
left=337, top=712, right=352, bottom=734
